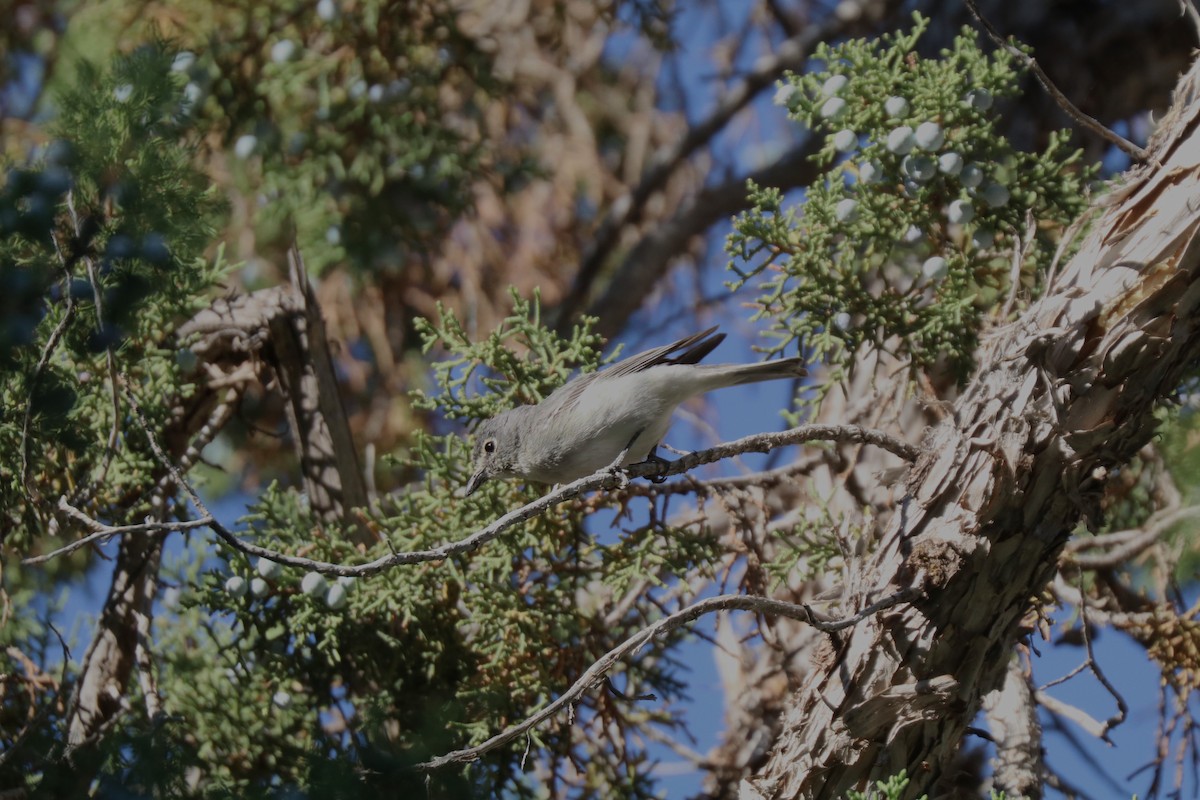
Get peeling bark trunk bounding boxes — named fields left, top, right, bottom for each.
left=179, top=268, right=369, bottom=527
left=746, top=57, right=1200, bottom=799
left=702, top=345, right=935, bottom=799
left=56, top=530, right=164, bottom=797
left=65, top=531, right=163, bottom=749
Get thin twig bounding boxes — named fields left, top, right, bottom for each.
left=20, top=296, right=76, bottom=493
left=21, top=226, right=78, bottom=495
left=0, top=623, right=71, bottom=770
left=65, top=190, right=123, bottom=498
left=1035, top=691, right=1114, bottom=742
left=413, top=587, right=919, bottom=771
left=623, top=453, right=825, bottom=498
left=30, top=422, right=918, bottom=576
left=964, top=0, right=1149, bottom=162
left=120, top=381, right=218, bottom=530
left=1078, top=580, right=1128, bottom=738
left=22, top=504, right=215, bottom=565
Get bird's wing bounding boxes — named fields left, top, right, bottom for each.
left=547, top=327, right=724, bottom=416
left=604, top=326, right=723, bottom=377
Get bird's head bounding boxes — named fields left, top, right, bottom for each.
left=464, top=410, right=524, bottom=496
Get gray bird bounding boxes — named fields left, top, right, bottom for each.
left=464, top=327, right=806, bottom=495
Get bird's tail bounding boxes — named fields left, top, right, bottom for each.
left=697, top=358, right=807, bottom=387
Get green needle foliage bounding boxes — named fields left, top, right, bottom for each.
left=0, top=42, right=227, bottom=546
left=0, top=41, right=227, bottom=795
left=61, top=0, right=514, bottom=277
left=728, top=14, right=1096, bottom=391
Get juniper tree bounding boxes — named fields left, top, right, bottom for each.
left=4, top=4, right=1200, bottom=800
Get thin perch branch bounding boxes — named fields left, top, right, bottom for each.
left=25, top=423, right=918, bottom=576
left=23, top=504, right=216, bottom=565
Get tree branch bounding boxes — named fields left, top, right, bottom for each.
left=25, top=423, right=917, bottom=575
left=584, top=142, right=820, bottom=340
left=23, top=503, right=216, bottom=565
left=1063, top=505, right=1200, bottom=569
left=964, top=0, right=1149, bottom=161
left=553, top=5, right=887, bottom=329
left=414, top=587, right=920, bottom=772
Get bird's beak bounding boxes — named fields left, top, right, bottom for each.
left=464, top=469, right=488, bottom=497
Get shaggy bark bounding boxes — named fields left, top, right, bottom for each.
left=701, top=345, right=936, bottom=800
left=745, top=56, right=1200, bottom=799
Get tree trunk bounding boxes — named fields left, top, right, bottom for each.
left=746, top=55, right=1200, bottom=799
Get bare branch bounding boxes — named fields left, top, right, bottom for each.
left=585, top=143, right=820, bottom=340
left=1063, top=505, right=1200, bottom=569
left=623, top=453, right=829, bottom=498
left=270, top=245, right=369, bottom=526
left=413, top=587, right=920, bottom=772
left=20, top=275, right=76, bottom=495
left=1078, top=583, right=1128, bottom=738
left=22, top=503, right=216, bottom=566
left=1037, top=580, right=1127, bottom=746
left=1035, top=691, right=1114, bottom=742
left=74, top=192, right=124, bottom=500
left=0, top=623, right=70, bottom=770
left=41, top=421, right=915, bottom=577
left=964, top=0, right=1149, bottom=162
left=27, top=420, right=913, bottom=579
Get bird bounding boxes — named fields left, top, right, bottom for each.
left=464, top=327, right=806, bottom=495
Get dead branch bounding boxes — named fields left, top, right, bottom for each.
left=1063, top=505, right=1200, bottom=569
left=554, top=3, right=896, bottom=329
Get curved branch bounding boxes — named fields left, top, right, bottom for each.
left=217, top=423, right=917, bottom=575
left=964, top=0, right=1148, bottom=161
left=413, top=587, right=920, bottom=772
left=27, top=423, right=918, bottom=575
left=585, top=142, right=820, bottom=341
left=23, top=504, right=216, bottom=566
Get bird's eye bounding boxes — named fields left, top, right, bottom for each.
left=484, top=439, right=496, bottom=454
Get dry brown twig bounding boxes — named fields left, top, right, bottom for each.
left=1063, top=505, right=1200, bottom=569
left=555, top=8, right=869, bottom=327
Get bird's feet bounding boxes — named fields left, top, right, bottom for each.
left=633, top=446, right=672, bottom=484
